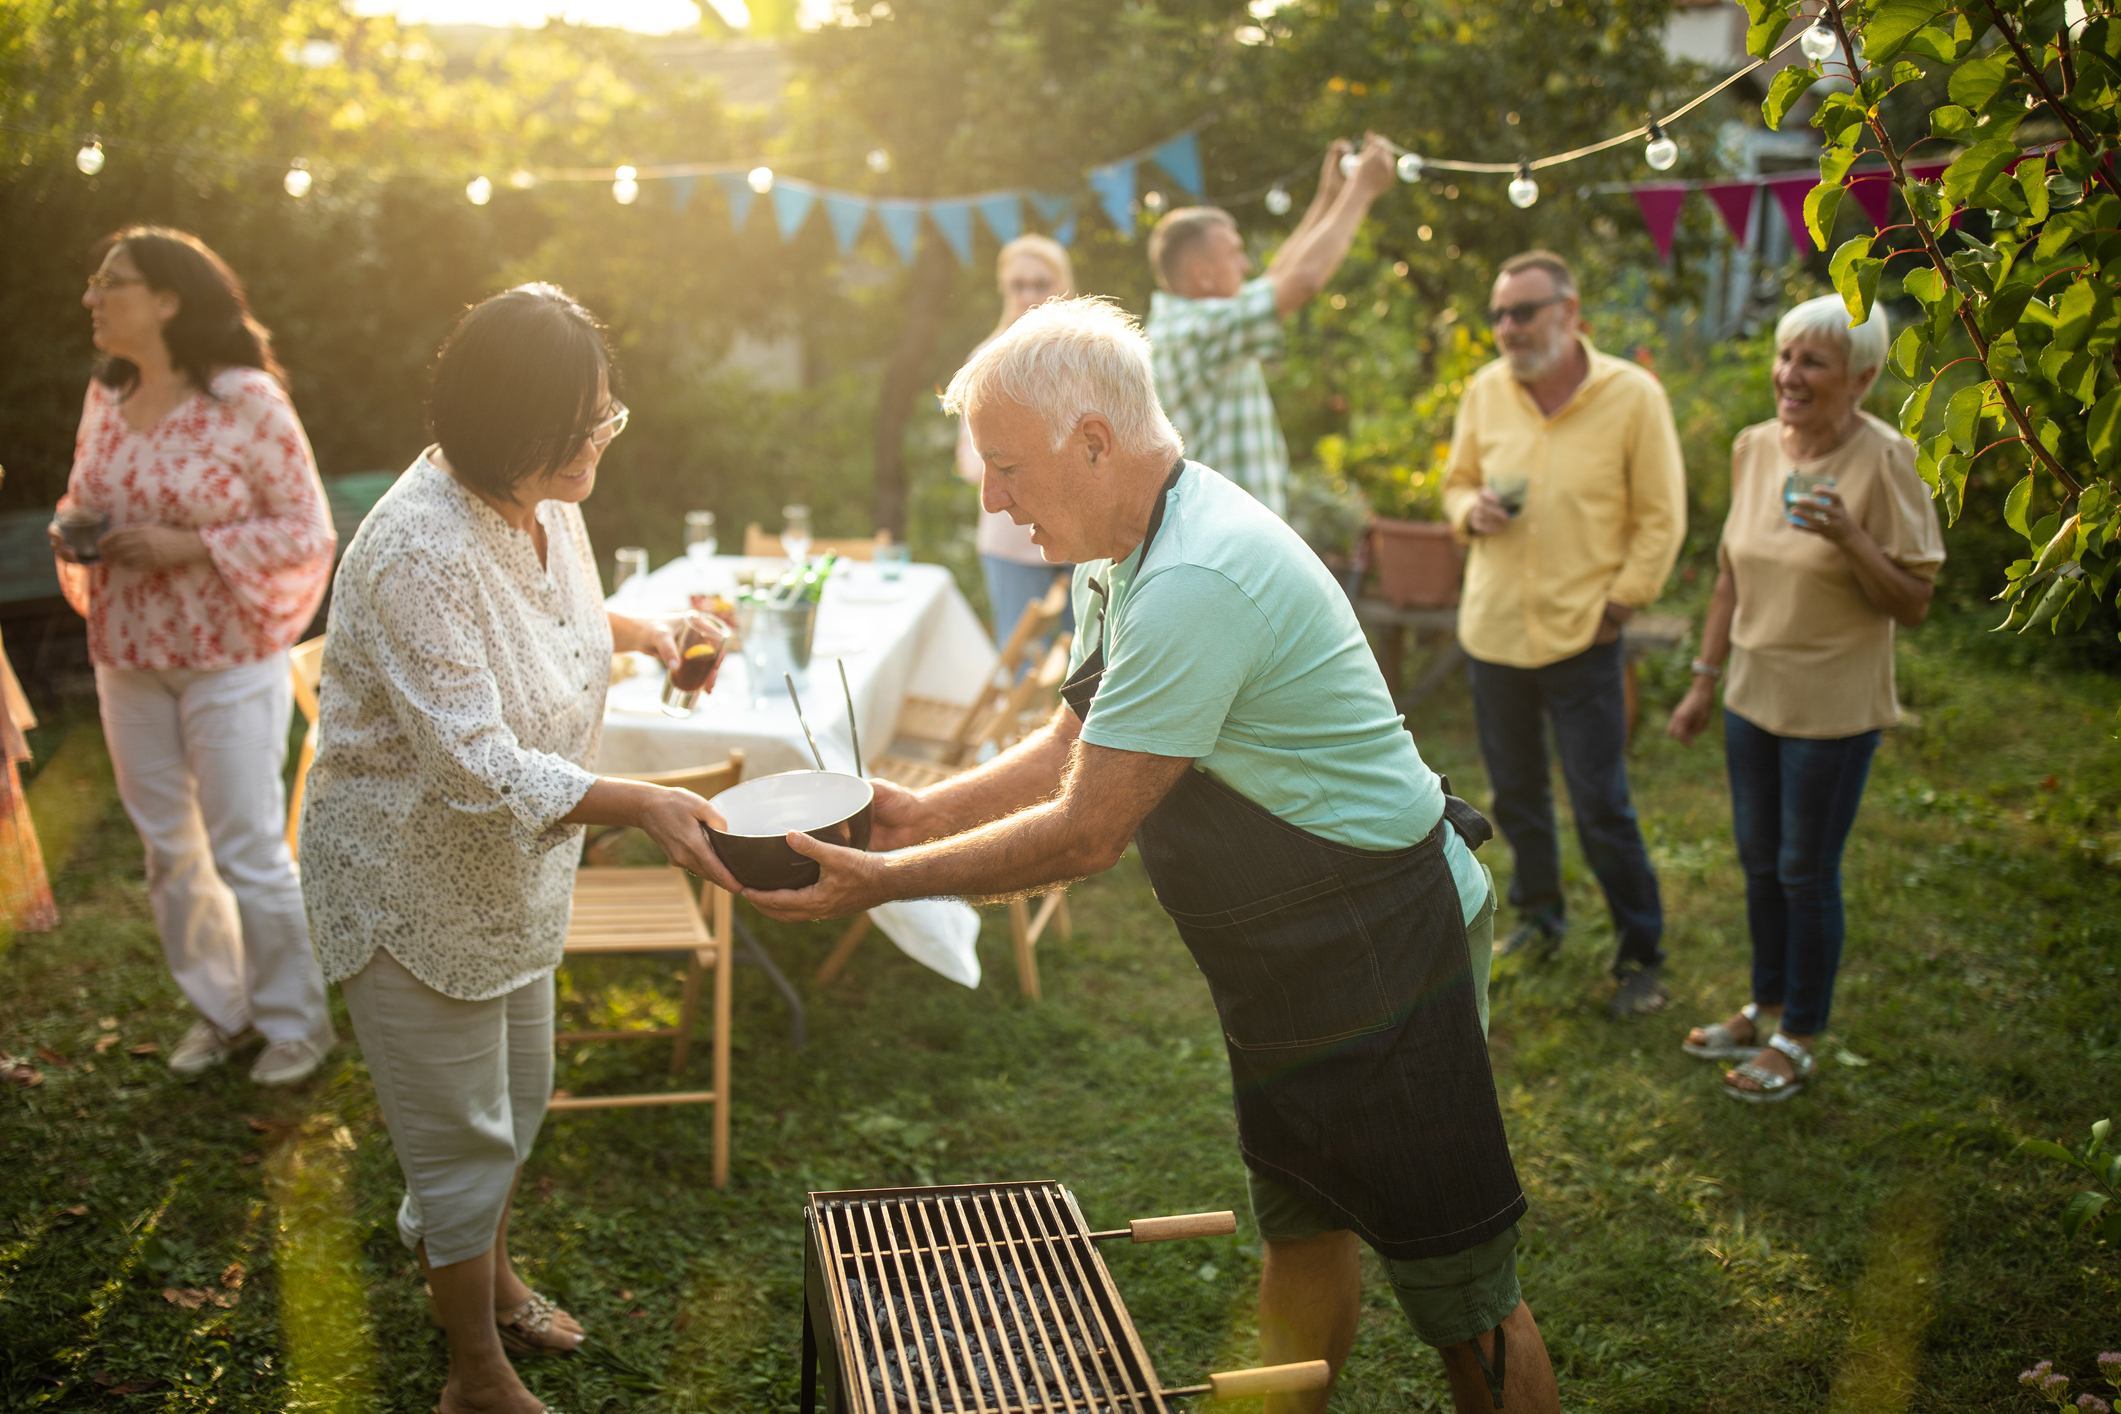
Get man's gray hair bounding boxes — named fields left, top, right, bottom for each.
left=943, top=296, right=1185, bottom=462
left=1777, top=294, right=1891, bottom=383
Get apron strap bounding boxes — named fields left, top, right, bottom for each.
left=1470, top=1322, right=1507, bottom=1408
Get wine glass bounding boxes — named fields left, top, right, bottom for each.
left=1489, top=474, right=1530, bottom=518
left=612, top=546, right=650, bottom=592
left=781, top=503, right=812, bottom=564
left=685, top=510, right=718, bottom=567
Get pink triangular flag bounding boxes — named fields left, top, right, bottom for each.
left=1769, top=174, right=1816, bottom=252
left=1702, top=182, right=1758, bottom=243
left=1849, top=173, right=1895, bottom=228
left=1632, top=184, right=1688, bottom=260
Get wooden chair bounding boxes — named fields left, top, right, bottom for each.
left=818, top=634, right=1077, bottom=1000
left=549, top=752, right=745, bottom=1188
left=285, top=636, right=326, bottom=856
left=742, top=524, right=893, bottom=562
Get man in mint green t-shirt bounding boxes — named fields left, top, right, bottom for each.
left=724, top=298, right=1559, bottom=1414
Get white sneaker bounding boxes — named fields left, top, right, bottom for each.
left=168, top=1020, right=239, bottom=1077
left=249, top=1034, right=331, bottom=1086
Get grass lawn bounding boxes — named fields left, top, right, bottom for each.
left=2, top=614, right=2117, bottom=1413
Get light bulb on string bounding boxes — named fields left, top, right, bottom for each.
left=1396, top=151, right=1423, bottom=183
left=1507, top=162, right=1538, bottom=209
left=283, top=159, right=312, bottom=199
left=865, top=148, right=891, bottom=174
left=1264, top=184, right=1293, bottom=215
left=465, top=175, right=493, bottom=206
left=1142, top=189, right=1166, bottom=213
left=509, top=169, right=537, bottom=190
left=76, top=140, right=105, bottom=176
left=1339, top=150, right=1361, bottom=179
left=747, top=165, right=774, bottom=194
left=612, top=165, right=639, bottom=205
left=1800, top=19, right=1837, bottom=62
left=1643, top=119, right=1678, bottom=172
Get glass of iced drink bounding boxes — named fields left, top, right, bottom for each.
left=657, top=609, right=732, bottom=717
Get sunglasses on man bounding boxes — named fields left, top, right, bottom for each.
left=1483, top=295, right=1569, bottom=327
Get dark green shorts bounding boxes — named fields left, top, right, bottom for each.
left=1244, top=876, right=1518, bottom=1350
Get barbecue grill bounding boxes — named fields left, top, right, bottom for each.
left=800, top=1180, right=1330, bottom=1412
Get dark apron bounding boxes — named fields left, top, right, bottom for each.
left=1062, top=466, right=1525, bottom=1260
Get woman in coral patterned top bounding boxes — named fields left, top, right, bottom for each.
left=50, top=227, right=337, bottom=1087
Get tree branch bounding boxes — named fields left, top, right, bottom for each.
left=1977, top=0, right=2121, bottom=202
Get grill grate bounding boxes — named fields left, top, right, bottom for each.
left=806, top=1182, right=1168, bottom=1414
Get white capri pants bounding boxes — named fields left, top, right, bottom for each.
left=96, top=653, right=331, bottom=1046
left=339, top=946, right=554, bottom=1268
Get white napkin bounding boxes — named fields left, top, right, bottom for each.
left=865, top=888, right=982, bottom=989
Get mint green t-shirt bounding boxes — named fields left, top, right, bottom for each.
left=1071, top=463, right=1488, bottom=922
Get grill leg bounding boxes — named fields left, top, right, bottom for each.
left=800, top=1299, right=818, bottom=1413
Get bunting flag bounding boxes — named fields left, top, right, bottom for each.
left=1768, top=174, right=1815, bottom=252
left=713, top=171, right=756, bottom=230
left=772, top=180, right=817, bottom=239
left=669, top=174, right=700, bottom=214
left=821, top=191, right=870, bottom=252
left=1152, top=131, right=1203, bottom=198
left=976, top=192, right=1022, bottom=246
left=929, top=200, right=974, bottom=263
left=1029, top=192, right=1075, bottom=244
left=875, top=198, right=921, bottom=265
left=1631, top=183, right=1688, bottom=260
left=1052, top=214, right=1077, bottom=247
left=1848, top=172, right=1895, bottom=229
left=1702, top=181, right=1757, bottom=243
left=1086, top=161, right=1136, bottom=238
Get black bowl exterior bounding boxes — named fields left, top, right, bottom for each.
left=708, top=799, right=874, bottom=892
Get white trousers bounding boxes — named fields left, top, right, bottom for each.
left=339, top=946, right=554, bottom=1268
left=96, top=653, right=330, bottom=1046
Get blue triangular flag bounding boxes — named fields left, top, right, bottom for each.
left=1029, top=192, right=1073, bottom=224
left=875, top=199, right=921, bottom=264
left=1086, top=160, right=1136, bottom=238
left=714, top=171, right=755, bottom=230
left=928, top=200, right=974, bottom=263
left=821, top=192, right=870, bottom=253
left=1053, top=215, right=1076, bottom=247
left=669, top=174, right=700, bottom=213
left=772, top=180, right=817, bottom=240
left=976, top=193, right=1022, bottom=247
left=1152, top=132, right=1202, bottom=199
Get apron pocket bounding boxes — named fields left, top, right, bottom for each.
left=1167, top=881, right=1392, bottom=1050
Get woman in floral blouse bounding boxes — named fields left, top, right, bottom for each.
left=51, top=227, right=337, bottom=1086
left=301, top=285, right=724, bottom=1414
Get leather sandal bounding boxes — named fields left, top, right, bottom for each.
left=495, top=1290, right=583, bottom=1358
left=1684, top=1002, right=1763, bottom=1060
left=1721, top=1033, right=1814, bottom=1104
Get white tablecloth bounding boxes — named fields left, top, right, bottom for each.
left=597, top=555, right=996, bottom=783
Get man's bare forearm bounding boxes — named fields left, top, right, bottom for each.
left=908, top=713, right=1077, bottom=839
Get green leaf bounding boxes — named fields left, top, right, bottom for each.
left=1890, top=326, right=1928, bottom=380
left=1862, top=0, right=1951, bottom=60
left=1903, top=10, right=1975, bottom=62
left=1928, top=285, right=1965, bottom=343
left=2057, top=139, right=2105, bottom=181
left=2055, top=279, right=2106, bottom=351
left=2021, top=1137, right=2081, bottom=1164
left=1904, top=264, right=1946, bottom=306
left=2035, top=208, right=2094, bottom=260
left=1946, top=382, right=1989, bottom=452
left=1812, top=92, right=1872, bottom=147
left=1930, top=104, right=1980, bottom=140
left=1829, top=236, right=1884, bottom=324
left=1942, top=138, right=2022, bottom=208
left=1820, top=144, right=1862, bottom=186
left=1948, top=51, right=2017, bottom=110
left=2095, top=1118, right=2113, bottom=1145
left=1937, top=449, right=1969, bottom=523
left=1763, top=66, right=1822, bottom=130
left=1902, top=380, right=1935, bottom=437
left=1747, top=6, right=1794, bottom=60
left=1808, top=182, right=1850, bottom=250
left=2090, top=387, right=2121, bottom=469
left=1984, top=283, right=2038, bottom=339
left=2039, top=346, right=2101, bottom=406
left=2063, top=1188, right=2111, bottom=1240
left=2084, top=16, right=2121, bottom=61
left=2004, top=472, right=2036, bottom=536
left=1986, top=338, right=2029, bottom=382
left=2017, top=155, right=2050, bottom=224
left=2023, top=569, right=2081, bottom=633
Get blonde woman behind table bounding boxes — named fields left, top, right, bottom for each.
left=955, top=234, right=1078, bottom=635
left=1666, top=295, right=1943, bottom=1105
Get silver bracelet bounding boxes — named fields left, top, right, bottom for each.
left=1690, top=659, right=1724, bottom=680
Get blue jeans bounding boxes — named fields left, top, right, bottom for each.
left=1723, top=709, right=1879, bottom=1036
left=1466, top=639, right=1664, bottom=972
left=979, top=555, right=1074, bottom=640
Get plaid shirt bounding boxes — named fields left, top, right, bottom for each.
left=1147, top=278, right=1289, bottom=518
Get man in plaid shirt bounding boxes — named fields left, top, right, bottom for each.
left=1146, top=133, right=1397, bottom=518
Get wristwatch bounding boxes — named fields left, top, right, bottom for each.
left=1690, top=659, right=1724, bottom=680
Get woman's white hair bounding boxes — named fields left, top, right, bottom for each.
left=944, top=296, right=1184, bottom=462
left=1777, top=294, right=1891, bottom=386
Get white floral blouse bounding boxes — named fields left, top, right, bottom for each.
left=300, top=453, right=613, bottom=1000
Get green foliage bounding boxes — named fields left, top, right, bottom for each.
left=1752, top=0, right=2121, bottom=658
left=2018, top=1117, right=2121, bottom=1248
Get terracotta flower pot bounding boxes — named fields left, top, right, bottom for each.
left=1367, top=518, right=1465, bottom=609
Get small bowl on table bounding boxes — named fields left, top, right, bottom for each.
left=705, top=770, right=873, bottom=892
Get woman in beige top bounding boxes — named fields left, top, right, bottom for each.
left=1666, top=295, right=1944, bottom=1104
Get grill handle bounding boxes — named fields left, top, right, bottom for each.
left=1164, top=1359, right=1333, bottom=1401
left=1087, top=1210, right=1239, bottom=1244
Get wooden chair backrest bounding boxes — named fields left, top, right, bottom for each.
left=742, top=524, right=892, bottom=562
left=990, top=632, right=1074, bottom=752
left=289, top=636, right=325, bottom=726
left=947, top=574, right=1069, bottom=761
left=618, top=750, right=746, bottom=801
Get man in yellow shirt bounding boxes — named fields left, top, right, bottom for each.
left=1440, top=251, right=1685, bottom=1017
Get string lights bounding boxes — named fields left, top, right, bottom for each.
left=76, top=140, right=104, bottom=175
left=1264, top=183, right=1292, bottom=214
left=1800, top=19, right=1839, bottom=61
left=465, top=174, right=493, bottom=205
left=612, top=164, right=639, bottom=204
left=1643, top=118, right=1677, bottom=171
left=1507, top=162, right=1539, bottom=209
left=282, top=159, right=312, bottom=198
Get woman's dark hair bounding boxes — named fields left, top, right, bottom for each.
left=90, top=226, right=284, bottom=394
left=430, top=284, right=615, bottom=501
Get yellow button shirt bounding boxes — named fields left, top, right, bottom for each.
left=1440, top=338, right=1687, bottom=669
